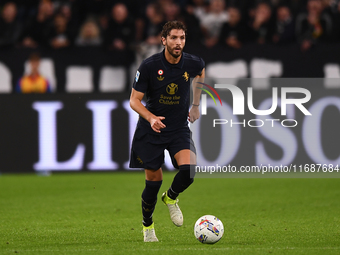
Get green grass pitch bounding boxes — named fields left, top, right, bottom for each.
left=0, top=172, right=339, bottom=254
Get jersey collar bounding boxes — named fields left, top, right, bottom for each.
left=160, top=49, right=184, bottom=70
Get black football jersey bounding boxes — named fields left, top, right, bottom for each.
left=133, top=49, right=205, bottom=133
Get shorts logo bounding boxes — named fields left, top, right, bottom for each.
left=166, top=83, right=178, bottom=95
left=158, top=69, right=164, bottom=75
left=137, top=156, right=143, bottom=164
left=135, top=71, right=140, bottom=82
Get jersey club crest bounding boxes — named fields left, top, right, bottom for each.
left=183, top=72, right=189, bottom=82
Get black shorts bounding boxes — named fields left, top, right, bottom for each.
left=129, top=126, right=196, bottom=170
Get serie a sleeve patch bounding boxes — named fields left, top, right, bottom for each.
left=135, top=70, right=140, bottom=82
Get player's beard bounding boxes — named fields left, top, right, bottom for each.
left=167, top=44, right=183, bottom=59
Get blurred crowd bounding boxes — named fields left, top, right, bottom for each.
left=0, top=0, right=340, bottom=52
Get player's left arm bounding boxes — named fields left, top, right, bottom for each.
left=189, top=68, right=205, bottom=123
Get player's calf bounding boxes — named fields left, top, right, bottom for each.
left=142, top=180, right=162, bottom=227
left=167, top=164, right=194, bottom=200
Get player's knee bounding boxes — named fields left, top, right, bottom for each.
left=145, top=168, right=162, bottom=181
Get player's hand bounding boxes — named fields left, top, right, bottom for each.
left=189, top=106, right=200, bottom=123
left=150, top=116, right=166, bottom=133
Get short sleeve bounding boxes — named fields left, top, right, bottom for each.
left=199, top=57, right=205, bottom=74
left=194, top=57, right=205, bottom=77
left=133, top=61, right=149, bottom=93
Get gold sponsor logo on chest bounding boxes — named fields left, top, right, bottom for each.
left=166, top=83, right=178, bottom=95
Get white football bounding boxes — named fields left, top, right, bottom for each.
left=194, top=215, right=224, bottom=244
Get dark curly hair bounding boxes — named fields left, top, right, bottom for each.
left=161, top=20, right=187, bottom=39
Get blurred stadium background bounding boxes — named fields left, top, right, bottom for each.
left=1, top=1, right=340, bottom=254
left=0, top=0, right=340, bottom=173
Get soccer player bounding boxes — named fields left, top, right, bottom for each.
left=129, top=20, right=205, bottom=242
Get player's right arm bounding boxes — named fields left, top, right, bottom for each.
left=130, top=88, right=166, bottom=133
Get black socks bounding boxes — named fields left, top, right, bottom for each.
left=141, top=180, right=162, bottom=227
left=141, top=165, right=195, bottom=226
